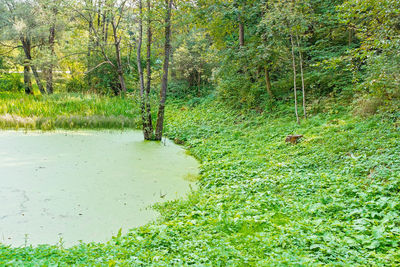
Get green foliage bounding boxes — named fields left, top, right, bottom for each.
left=338, top=0, right=400, bottom=98
left=191, top=0, right=362, bottom=109
left=0, top=95, right=399, bottom=265
left=167, top=80, right=213, bottom=100
left=65, top=76, right=87, bottom=93
left=87, top=62, right=122, bottom=95
left=0, top=73, right=24, bottom=92
left=215, top=57, right=267, bottom=108
left=172, top=29, right=216, bottom=88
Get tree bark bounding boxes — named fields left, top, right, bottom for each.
left=137, top=0, right=152, bottom=140
left=264, top=67, right=274, bottom=98
left=21, top=37, right=45, bottom=94
left=87, top=3, right=94, bottom=89
left=238, top=14, right=244, bottom=47
left=111, top=19, right=126, bottom=94
left=102, top=9, right=107, bottom=41
left=46, top=22, right=56, bottom=94
left=296, top=34, right=306, bottom=118
left=95, top=0, right=102, bottom=47
left=104, top=14, right=109, bottom=42
left=197, top=70, right=201, bottom=96
left=145, top=0, right=154, bottom=137
left=348, top=26, right=353, bottom=46
left=155, top=0, right=173, bottom=141
left=290, top=34, right=300, bottom=124
left=23, top=62, right=33, bottom=95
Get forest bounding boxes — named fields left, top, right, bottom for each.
left=0, top=0, right=399, bottom=265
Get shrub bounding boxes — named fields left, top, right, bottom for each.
left=0, top=73, right=24, bottom=92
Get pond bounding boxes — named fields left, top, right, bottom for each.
left=0, top=130, right=199, bottom=247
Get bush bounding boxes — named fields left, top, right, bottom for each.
left=65, top=76, right=87, bottom=93
left=0, top=73, right=24, bottom=92
left=353, top=96, right=383, bottom=117
left=168, top=80, right=213, bottom=100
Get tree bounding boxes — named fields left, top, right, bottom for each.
left=0, top=0, right=46, bottom=94
left=36, top=0, right=65, bottom=94
left=338, top=0, right=400, bottom=98
left=137, top=0, right=152, bottom=139
left=261, top=0, right=310, bottom=122
left=76, top=0, right=129, bottom=95
left=136, top=0, right=173, bottom=141
left=154, top=0, right=173, bottom=140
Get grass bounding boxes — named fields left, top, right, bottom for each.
left=0, top=92, right=141, bottom=130
left=0, top=92, right=399, bottom=265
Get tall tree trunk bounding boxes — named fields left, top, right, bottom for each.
left=87, top=6, right=94, bottom=89
left=155, top=0, right=173, bottom=141
left=137, top=0, right=152, bottom=140
left=111, top=20, right=127, bottom=94
left=197, top=70, right=201, bottom=96
left=104, top=15, right=109, bottom=42
left=290, top=34, right=300, bottom=124
left=264, top=67, right=274, bottom=98
left=46, top=22, right=56, bottom=94
left=23, top=62, right=33, bottom=95
left=96, top=0, right=102, bottom=47
left=145, top=0, right=154, bottom=137
left=348, top=25, right=353, bottom=46
left=238, top=14, right=244, bottom=47
left=296, top=34, right=306, bottom=118
left=21, top=38, right=45, bottom=94
left=97, top=0, right=102, bottom=28
left=102, top=10, right=107, bottom=41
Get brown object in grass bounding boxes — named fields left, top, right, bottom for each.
left=285, top=135, right=303, bottom=144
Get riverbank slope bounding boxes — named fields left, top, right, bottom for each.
left=0, top=93, right=399, bottom=265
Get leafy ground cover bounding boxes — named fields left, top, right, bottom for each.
left=0, top=94, right=399, bottom=265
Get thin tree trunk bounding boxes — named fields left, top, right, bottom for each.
left=264, top=67, right=274, bottom=98
left=97, top=0, right=101, bottom=28
left=295, top=34, right=306, bottom=118
left=238, top=14, right=244, bottom=47
left=111, top=20, right=126, bottom=94
left=21, top=38, right=45, bottom=94
left=102, top=10, right=107, bottom=41
left=348, top=26, right=353, bottom=46
left=104, top=15, right=109, bottom=42
left=137, top=0, right=151, bottom=140
left=23, top=62, right=33, bottom=95
left=197, top=70, right=201, bottom=96
left=145, top=0, right=154, bottom=137
left=31, top=65, right=44, bottom=94
left=155, top=0, right=173, bottom=141
left=46, top=22, right=56, bottom=94
left=87, top=6, right=93, bottom=89
left=96, top=0, right=102, bottom=47
left=290, top=34, right=300, bottom=124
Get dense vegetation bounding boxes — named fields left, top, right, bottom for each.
left=0, top=95, right=399, bottom=265
left=0, top=0, right=399, bottom=265
left=1, top=0, right=399, bottom=111
left=0, top=92, right=140, bottom=129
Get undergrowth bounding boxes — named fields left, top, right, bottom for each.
left=0, top=93, right=399, bottom=265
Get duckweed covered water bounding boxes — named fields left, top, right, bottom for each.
left=0, top=130, right=198, bottom=247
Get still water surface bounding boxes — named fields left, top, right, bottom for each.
left=0, top=130, right=198, bottom=247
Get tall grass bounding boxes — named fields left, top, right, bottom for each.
left=0, top=92, right=141, bottom=129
